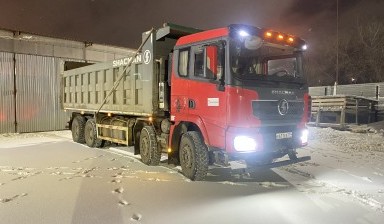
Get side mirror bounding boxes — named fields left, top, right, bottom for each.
left=206, top=43, right=225, bottom=91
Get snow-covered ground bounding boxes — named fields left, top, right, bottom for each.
left=0, top=127, right=384, bottom=224
left=279, top=126, right=384, bottom=214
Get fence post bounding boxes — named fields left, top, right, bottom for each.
left=376, top=85, right=379, bottom=100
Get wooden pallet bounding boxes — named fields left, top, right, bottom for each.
left=310, top=95, right=377, bottom=128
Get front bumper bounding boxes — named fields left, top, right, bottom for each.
left=225, top=126, right=307, bottom=155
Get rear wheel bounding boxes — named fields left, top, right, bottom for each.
left=71, top=116, right=86, bottom=143
left=140, top=125, right=161, bottom=165
left=84, top=118, right=104, bottom=148
left=179, top=131, right=208, bottom=181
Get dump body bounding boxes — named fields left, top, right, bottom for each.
left=62, top=53, right=155, bottom=116
left=62, top=25, right=189, bottom=117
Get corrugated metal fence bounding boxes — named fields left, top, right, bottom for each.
left=0, top=52, right=15, bottom=133
left=309, top=83, right=384, bottom=99
left=309, top=83, right=384, bottom=121
left=0, top=53, right=69, bottom=133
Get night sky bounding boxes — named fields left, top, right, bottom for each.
left=0, top=0, right=378, bottom=48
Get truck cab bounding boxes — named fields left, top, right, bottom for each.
left=168, top=24, right=309, bottom=179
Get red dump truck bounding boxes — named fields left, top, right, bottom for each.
left=62, top=23, right=310, bottom=180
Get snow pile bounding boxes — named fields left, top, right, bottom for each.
left=0, top=130, right=72, bottom=139
left=309, top=127, right=384, bottom=153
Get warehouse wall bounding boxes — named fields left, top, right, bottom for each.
left=0, top=29, right=134, bottom=133
left=0, top=30, right=133, bottom=62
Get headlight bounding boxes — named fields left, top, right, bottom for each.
left=301, top=129, right=309, bottom=145
left=234, top=136, right=257, bottom=152
left=238, top=30, right=250, bottom=37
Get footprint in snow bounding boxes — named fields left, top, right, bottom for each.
left=360, top=176, right=372, bottom=182
left=131, top=213, right=142, bottom=221
left=1, top=193, right=28, bottom=203
left=107, top=167, right=119, bottom=171
left=112, top=173, right=123, bottom=179
left=118, top=199, right=130, bottom=206
left=120, top=166, right=129, bottom=170
left=112, top=187, right=124, bottom=194
left=81, top=167, right=98, bottom=174
left=11, top=176, right=27, bottom=181
left=110, top=179, right=121, bottom=184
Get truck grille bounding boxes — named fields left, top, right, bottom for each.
left=252, top=100, right=304, bottom=125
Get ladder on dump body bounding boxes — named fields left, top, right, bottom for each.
left=95, top=29, right=155, bottom=145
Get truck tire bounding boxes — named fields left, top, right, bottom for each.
left=71, top=116, right=86, bottom=143
left=140, top=125, right=161, bottom=165
left=84, top=118, right=104, bottom=148
left=179, top=131, right=208, bottom=181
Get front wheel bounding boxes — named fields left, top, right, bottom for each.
left=140, top=125, right=161, bottom=165
left=179, top=131, right=208, bottom=181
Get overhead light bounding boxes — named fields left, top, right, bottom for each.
left=302, top=45, right=308, bottom=50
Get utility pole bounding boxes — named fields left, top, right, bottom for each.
left=334, top=0, right=339, bottom=95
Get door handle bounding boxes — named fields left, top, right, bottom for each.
left=188, top=99, right=196, bottom=109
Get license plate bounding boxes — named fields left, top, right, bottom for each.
left=276, top=132, right=292, bottom=140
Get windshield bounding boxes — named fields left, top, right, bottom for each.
left=268, top=57, right=297, bottom=77
left=230, top=37, right=304, bottom=82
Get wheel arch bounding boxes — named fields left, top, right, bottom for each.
left=70, top=112, right=93, bottom=128
left=169, top=120, right=208, bottom=165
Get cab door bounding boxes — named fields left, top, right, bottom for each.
left=171, top=48, right=190, bottom=121
left=188, top=43, right=227, bottom=148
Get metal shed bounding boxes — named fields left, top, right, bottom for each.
left=0, top=29, right=133, bottom=133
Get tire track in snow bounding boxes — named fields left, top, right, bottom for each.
left=280, top=165, right=384, bottom=213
